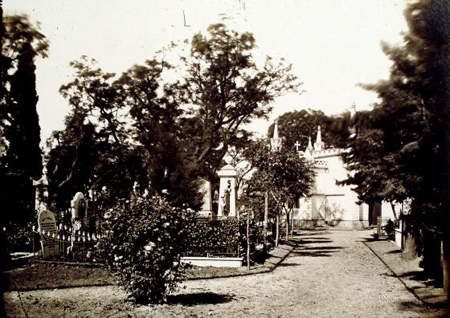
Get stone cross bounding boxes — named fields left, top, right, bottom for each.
left=294, top=141, right=301, bottom=152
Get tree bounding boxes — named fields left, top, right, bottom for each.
left=343, top=0, right=450, bottom=297
left=47, top=57, right=139, bottom=211
left=177, top=23, right=301, bottom=178
left=48, top=56, right=202, bottom=211
left=48, top=23, right=300, bottom=212
left=267, top=109, right=353, bottom=152
left=341, top=127, right=408, bottom=220
left=0, top=15, right=48, bottom=179
left=0, top=15, right=48, bottom=265
left=115, top=60, right=203, bottom=208
left=243, top=139, right=313, bottom=246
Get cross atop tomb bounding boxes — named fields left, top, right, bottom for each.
left=294, top=141, right=300, bottom=152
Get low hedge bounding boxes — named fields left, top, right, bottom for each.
left=185, top=217, right=263, bottom=259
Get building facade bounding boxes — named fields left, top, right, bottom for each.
left=290, top=125, right=397, bottom=229
left=294, top=128, right=369, bottom=228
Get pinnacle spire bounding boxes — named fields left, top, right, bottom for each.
left=270, top=119, right=282, bottom=151
left=349, top=103, right=357, bottom=138
left=307, top=136, right=313, bottom=151
left=350, top=103, right=357, bottom=119
left=304, top=136, right=314, bottom=160
left=314, top=125, right=323, bottom=151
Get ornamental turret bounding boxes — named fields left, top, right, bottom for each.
left=314, top=125, right=323, bottom=151
left=270, top=119, right=282, bottom=151
left=304, top=136, right=314, bottom=160
left=349, top=103, right=357, bottom=139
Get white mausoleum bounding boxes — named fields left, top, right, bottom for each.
left=271, top=121, right=395, bottom=229
left=296, top=126, right=368, bottom=228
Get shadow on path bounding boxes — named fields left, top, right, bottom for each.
left=399, top=271, right=443, bottom=288
left=277, top=263, right=303, bottom=268
left=295, top=231, right=331, bottom=237
left=298, top=238, right=333, bottom=245
left=167, top=292, right=234, bottom=306
left=291, top=245, right=344, bottom=257
left=290, top=231, right=343, bottom=257
left=291, top=248, right=342, bottom=258
left=397, top=300, right=449, bottom=316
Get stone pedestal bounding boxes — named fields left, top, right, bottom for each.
left=71, top=192, right=88, bottom=227
left=198, top=180, right=213, bottom=218
left=217, top=165, right=237, bottom=218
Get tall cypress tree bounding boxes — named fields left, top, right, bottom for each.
left=0, top=15, right=48, bottom=180
left=7, top=41, right=42, bottom=179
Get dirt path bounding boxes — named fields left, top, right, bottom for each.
left=4, top=230, right=448, bottom=318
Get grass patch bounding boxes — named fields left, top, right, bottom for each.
left=2, top=244, right=291, bottom=291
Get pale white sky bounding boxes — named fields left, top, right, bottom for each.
left=4, top=0, right=408, bottom=144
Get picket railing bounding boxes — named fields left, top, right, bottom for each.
left=31, top=221, right=104, bottom=258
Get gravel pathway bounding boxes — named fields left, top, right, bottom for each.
left=4, top=230, right=448, bottom=318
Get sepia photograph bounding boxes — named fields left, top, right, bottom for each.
left=1, top=0, right=450, bottom=317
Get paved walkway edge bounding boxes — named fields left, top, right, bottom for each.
left=186, top=243, right=295, bottom=281
left=363, top=240, right=447, bottom=308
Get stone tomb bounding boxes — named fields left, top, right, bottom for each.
left=217, top=164, right=237, bottom=217
left=198, top=179, right=213, bottom=218
left=71, top=192, right=88, bottom=226
left=38, top=210, right=60, bottom=258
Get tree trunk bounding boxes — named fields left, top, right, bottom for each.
left=442, top=238, right=450, bottom=304
left=290, top=212, right=294, bottom=239
left=264, top=191, right=269, bottom=251
left=404, top=232, right=418, bottom=260
left=246, top=212, right=250, bottom=270
left=421, top=231, right=442, bottom=283
left=441, top=96, right=450, bottom=305
left=442, top=91, right=450, bottom=305
left=275, top=214, right=280, bottom=247
left=285, top=209, right=289, bottom=242
left=438, top=14, right=450, bottom=304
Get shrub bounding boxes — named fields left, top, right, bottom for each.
left=4, top=221, right=34, bottom=252
left=185, top=218, right=263, bottom=259
left=98, top=195, right=195, bottom=304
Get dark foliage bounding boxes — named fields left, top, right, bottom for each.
left=1, top=15, right=48, bottom=179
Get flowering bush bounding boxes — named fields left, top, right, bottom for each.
left=98, top=196, right=195, bottom=304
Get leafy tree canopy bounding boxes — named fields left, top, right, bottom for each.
left=242, top=139, right=314, bottom=219
left=342, top=0, right=450, bottom=231
left=47, top=23, right=300, bottom=213
left=178, top=23, right=301, bottom=176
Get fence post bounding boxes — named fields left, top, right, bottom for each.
left=247, top=213, right=250, bottom=270
left=377, top=216, right=382, bottom=237
left=32, top=225, right=35, bottom=256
